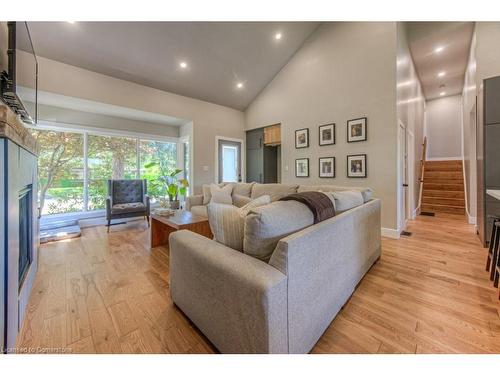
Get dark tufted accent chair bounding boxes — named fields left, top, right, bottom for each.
left=106, top=179, right=150, bottom=232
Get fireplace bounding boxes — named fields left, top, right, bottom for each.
left=18, top=185, right=33, bottom=289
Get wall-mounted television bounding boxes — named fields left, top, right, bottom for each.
left=0, top=22, right=38, bottom=124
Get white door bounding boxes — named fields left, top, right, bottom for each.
left=218, top=139, right=242, bottom=183
left=398, top=122, right=408, bottom=232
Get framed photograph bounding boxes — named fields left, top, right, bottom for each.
left=319, top=157, right=336, bottom=178
left=295, top=158, right=309, bottom=177
left=319, top=123, right=335, bottom=146
left=347, top=154, right=367, bottom=178
left=295, top=128, right=309, bottom=148
left=347, top=117, right=367, bottom=142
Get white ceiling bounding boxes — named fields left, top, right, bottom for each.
left=25, top=22, right=319, bottom=111
left=406, top=22, right=474, bottom=100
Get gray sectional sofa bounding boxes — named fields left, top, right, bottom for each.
left=169, top=182, right=381, bottom=353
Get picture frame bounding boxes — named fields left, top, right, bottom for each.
left=319, top=157, right=336, bottom=178
left=347, top=117, right=367, bottom=143
left=319, top=123, right=335, bottom=146
left=295, top=128, right=309, bottom=148
left=295, top=158, right=309, bottom=177
left=347, top=154, right=367, bottom=178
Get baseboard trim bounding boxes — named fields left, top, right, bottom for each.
left=381, top=227, right=400, bottom=239
left=468, top=215, right=477, bottom=225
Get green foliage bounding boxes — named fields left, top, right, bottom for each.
left=145, top=164, right=188, bottom=201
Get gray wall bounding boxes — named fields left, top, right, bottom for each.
left=245, top=22, right=399, bottom=230
left=425, top=95, right=462, bottom=159
left=17, top=52, right=246, bottom=194
left=396, top=22, right=426, bottom=217
left=31, top=103, right=180, bottom=138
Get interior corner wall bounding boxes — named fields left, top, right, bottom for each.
left=396, top=22, right=426, bottom=217
left=425, top=95, right=463, bottom=160
left=17, top=52, right=245, bottom=194
left=245, top=22, right=399, bottom=230
left=462, top=27, right=477, bottom=220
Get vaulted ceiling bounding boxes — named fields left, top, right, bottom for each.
left=406, top=22, right=474, bottom=100
left=25, top=22, right=320, bottom=111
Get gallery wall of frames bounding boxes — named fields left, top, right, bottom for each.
left=294, top=117, right=367, bottom=179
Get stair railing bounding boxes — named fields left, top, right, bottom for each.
left=417, top=136, right=427, bottom=211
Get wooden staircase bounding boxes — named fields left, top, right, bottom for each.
left=421, top=160, right=465, bottom=215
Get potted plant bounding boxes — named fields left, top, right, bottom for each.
left=144, top=164, right=189, bottom=210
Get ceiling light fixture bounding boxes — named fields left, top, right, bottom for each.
left=179, top=61, right=188, bottom=69
left=440, top=92, right=446, bottom=96
left=275, top=32, right=282, bottom=40
left=434, top=46, right=444, bottom=53
left=67, top=21, right=76, bottom=24
left=438, top=71, right=446, bottom=77
left=236, top=82, right=244, bottom=89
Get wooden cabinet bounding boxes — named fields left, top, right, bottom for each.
left=264, top=124, right=281, bottom=145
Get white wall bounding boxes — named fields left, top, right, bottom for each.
left=425, top=95, right=463, bottom=160
left=396, top=22, right=426, bottom=218
left=462, top=27, right=477, bottom=222
left=246, top=22, right=399, bottom=230
left=17, top=52, right=245, bottom=193
left=30, top=102, right=180, bottom=138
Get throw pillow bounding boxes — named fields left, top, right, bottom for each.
left=210, top=183, right=233, bottom=205
left=233, top=194, right=252, bottom=208
left=207, top=195, right=271, bottom=251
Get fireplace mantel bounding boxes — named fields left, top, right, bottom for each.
left=0, top=104, right=38, bottom=155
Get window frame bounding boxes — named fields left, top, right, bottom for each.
left=28, top=120, right=185, bottom=219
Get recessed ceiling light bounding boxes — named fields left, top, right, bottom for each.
left=236, top=82, right=244, bottom=89
left=275, top=32, right=282, bottom=40
left=67, top=21, right=75, bottom=24
left=440, top=92, right=446, bottom=96
left=438, top=71, right=446, bottom=77
left=179, top=61, right=188, bottom=69
left=434, top=46, right=444, bottom=53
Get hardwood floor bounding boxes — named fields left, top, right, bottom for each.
left=16, top=213, right=500, bottom=353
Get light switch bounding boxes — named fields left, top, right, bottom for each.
left=203, top=166, right=209, bottom=172
left=285, top=165, right=289, bottom=171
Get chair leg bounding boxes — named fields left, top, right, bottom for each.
left=491, top=224, right=500, bottom=281
left=107, top=220, right=111, bottom=233
left=486, top=219, right=497, bottom=271
left=146, top=215, right=150, bottom=227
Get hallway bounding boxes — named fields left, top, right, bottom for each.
left=15, top=213, right=500, bottom=353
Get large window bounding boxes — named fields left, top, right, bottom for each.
left=32, top=127, right=180, bottom=216
left=33, top=130, right=84, bottom=215
left=88, top=134, right=138, bottom=210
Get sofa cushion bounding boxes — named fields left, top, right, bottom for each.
left=244, top=200, right=314, bottom=262
left=210, top=184, right=233, bottom=204
left=326, top=190, right=364, bottom=214
left=190, top=205, right=208, bottom=217
left=251, top=183, right=299, bottom=202
left=228, top=182, right=255, bottom=198
left=111, top=202, right=146, bottom=214
left=207, top=195, right=271, bottom=251
left=297, top=185, right=372, bottom=202
left=233, top=194, right=252, bottom=208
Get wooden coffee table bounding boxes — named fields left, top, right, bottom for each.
left=150, top=211, right=212, bottom=248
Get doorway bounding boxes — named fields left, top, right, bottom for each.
left=398, top=121, right=413, bottom=233
left=216, top=137, right=243, bottom=183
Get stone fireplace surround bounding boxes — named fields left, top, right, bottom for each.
left=0, top=104, right=39, bottom=352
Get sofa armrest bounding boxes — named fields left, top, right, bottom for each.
left=169, top=230, right=288, bottom=353
left=269, top=199, right=381, bottom=353
left=186, top=194, right=204, bottom=211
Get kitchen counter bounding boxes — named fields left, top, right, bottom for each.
left=486, top=189, right=500, bottom=201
